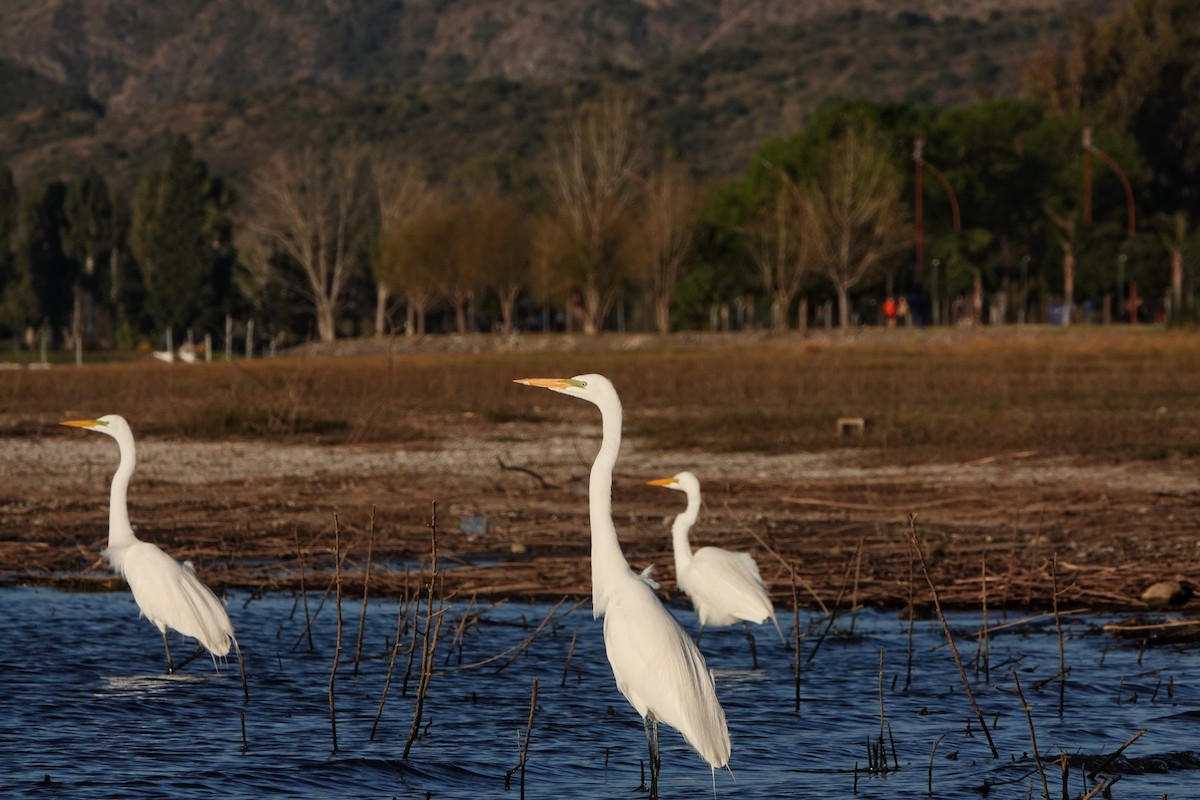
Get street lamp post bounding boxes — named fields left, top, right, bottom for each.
left=1117, top=253, right=1127, bottom=322
left=914, top=138, right=962, bottom=326
left=1083, top=126, right=1137, bottom=324
left=931, top=258, right=941, bottom=326
left=1020, top=255, right=1030, bottom=325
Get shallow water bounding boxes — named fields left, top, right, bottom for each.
left=2, top=587, right=1197, bottom=799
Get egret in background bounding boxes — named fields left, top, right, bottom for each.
left=648, top=471, right=782, bottom=668
left=62, top=415, right=245, bottom=693
left=516, top=375, right=729, bottom=798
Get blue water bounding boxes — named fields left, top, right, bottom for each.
left=1, top=587, right=1197, bottom=798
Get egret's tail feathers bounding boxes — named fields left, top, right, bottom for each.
left=771, top=611, right=785, bottom=643
left=171, top=568, right=236, bottom=657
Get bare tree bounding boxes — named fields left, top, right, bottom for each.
left=743, top=183, right=809, bottom=330
left=631, top=162, right=698, bottom=334
left=542, top=89, right=649, bottom=333
left=459, top=190, right=530, bottom=334
left=374, top=158, right=431, bottom=336
left=441, top=205, right=478, bottom=334
left=247, top=145, right=373, bottom=342
left=1046, top=206, right=1079, bottom=326
left=1157, top=211, right=1190, bottom=318
left=805, top=128, right=908, bottom=329
left=379, top=200, right=452, bottom=337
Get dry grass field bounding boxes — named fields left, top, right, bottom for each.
left=3, top=326, right=1199, bottom=613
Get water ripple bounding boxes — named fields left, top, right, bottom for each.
left=2, top=588, right=1198, bottom=798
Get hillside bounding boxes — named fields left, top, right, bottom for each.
left=0, top=0, right=1113, bottom=189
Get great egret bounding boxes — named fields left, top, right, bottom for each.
left=516, top=375, right=730, bottom=796
left=62, top=415, right=241, bottom=680
left=648, top=471, right=782, bottom=667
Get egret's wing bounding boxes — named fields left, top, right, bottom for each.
left=603, top=576, right=730, bottom=768
left=686, top=547, right=775, bottom=625
left=121, top=542, right=235, bottom=656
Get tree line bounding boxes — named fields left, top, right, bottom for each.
left=2, top=0, right=1198, bottom=353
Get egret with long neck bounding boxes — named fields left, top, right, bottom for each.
left=516, top=375, right=730, bottom=797
left=63, top=415, right=243, bottom=688
left=649, top=471, right=781, bottom=667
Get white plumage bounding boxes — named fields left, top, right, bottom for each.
left=649, top=472, right=781, bottom=649
left=63, top=414, right=237, bottom=670
left=516, top=375, right=729, bottom=794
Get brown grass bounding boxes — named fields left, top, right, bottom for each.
left=5, top=326, right=1200, bottom=610
left=8, top=326, right=1200, bottom=461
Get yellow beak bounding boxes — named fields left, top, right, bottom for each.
left=514, top=378, right=585, bottom=390
left=61, top=419, right=103, bottom=429
left=646, top=477, right=678, bottom=487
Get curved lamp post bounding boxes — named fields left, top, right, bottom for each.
left=915, top=138, right=962, bottom=324
left=1083, top=127, right=1138, bottom=322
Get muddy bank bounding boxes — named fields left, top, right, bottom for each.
left=4, top=424, right=1197, bottom=612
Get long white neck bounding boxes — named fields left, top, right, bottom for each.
left=107, top=433, right=138, bottom=550
left=670, top=490, right=700, bottom=576
left=589, top=396, right=631, bottom=618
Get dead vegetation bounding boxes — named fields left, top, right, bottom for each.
left=3, top=327, right=1199, bottom=611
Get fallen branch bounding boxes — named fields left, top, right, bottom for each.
left=497, top=456, right=557, bottom=489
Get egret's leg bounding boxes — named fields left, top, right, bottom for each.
left=174, top=644, right=207, bottom=672
left=161, top=630, right=175, bottom=674
left=743, top=621, right=759, bottom=670
left=234, top=638, right=249, bottom=702
left=643, top=714, right=661, bottom=799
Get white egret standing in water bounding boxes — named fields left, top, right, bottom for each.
left=62, top=415, right=244, bottom=690
left=516, top=375, right=729, bottom=797
left=648, top=471, right=781, bottom=667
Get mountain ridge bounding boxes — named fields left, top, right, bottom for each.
left=0, top=0, right=1112, bottom=188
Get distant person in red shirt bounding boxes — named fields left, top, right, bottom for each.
left=883, top=297, right=897, bottom=328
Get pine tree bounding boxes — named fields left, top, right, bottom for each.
left=131, top=136, right=234, bottom=340
left=64, top=166, right=115, bottom=346
left=6, top=180, right=74, bottom=346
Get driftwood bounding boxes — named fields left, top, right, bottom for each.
left=8, top=449, right=1199, bottom=612
left=1102, top=618, right=1200, bottom=644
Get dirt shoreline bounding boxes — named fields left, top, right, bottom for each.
left=5, top=420, right=1197, bottom=613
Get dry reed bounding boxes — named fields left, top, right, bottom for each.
left=328, top=514, right=344, bottom=753
left=1010, top=669, right=1050, bottom=800
left=404, top=502, right=447, bottom=760
left=908, top=514, right=999, bottom=759
left=352, top=507, right=376, bottom=676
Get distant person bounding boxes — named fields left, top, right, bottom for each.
left=883, top=297, right=897, bottom=328
left=897, top=297, right=910, bottom=327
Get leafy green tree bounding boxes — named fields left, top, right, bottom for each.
left=1023, top=0, right=1200, bottom=216
left=131, top=136, right=233, bottom=338
left=108, top=194, right=148, bottom=348
left=687, top=181, right=761, bottom=330
left=0, top=167, right=16, bottom=263
left=206, top=176, right=239, bottom=330
left=924, top=100, right=1049, bottom=315
left=721, top=100, right=925, bottom=328
left=0, top=165, right=18, bottom=337
left=5, top=180, right=74, bottom=345
left=63, top=166, right=114, bottom=345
